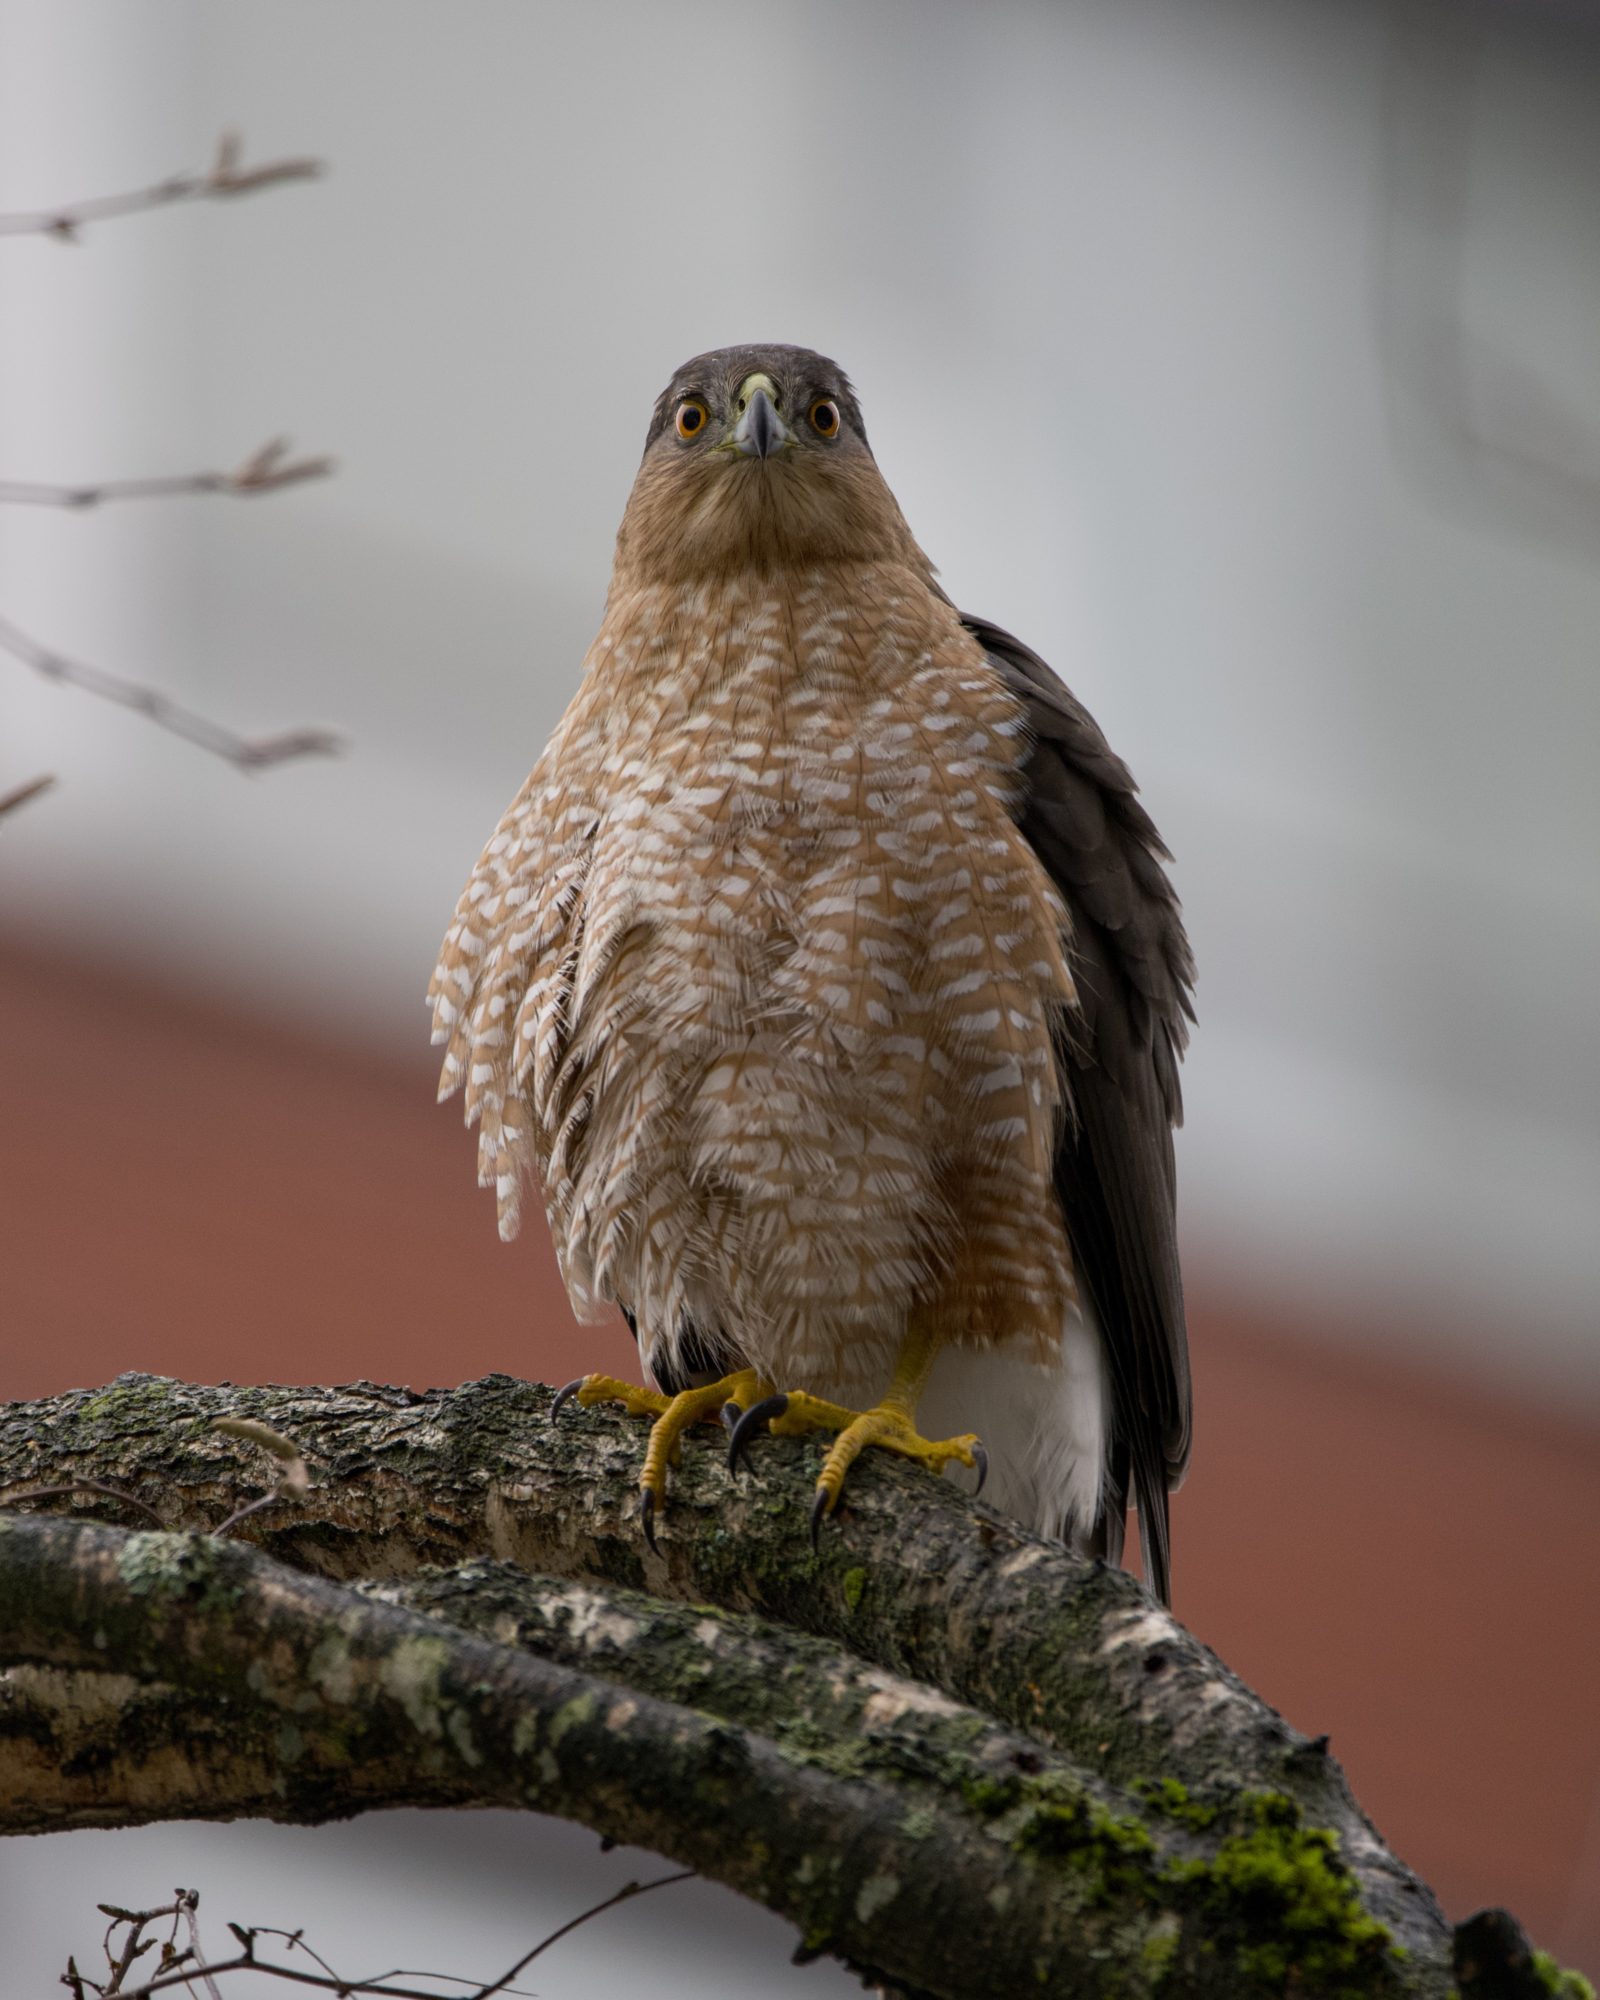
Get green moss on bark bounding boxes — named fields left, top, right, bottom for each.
left=1136, top=1775, right=1222, bottom=1832
left=1531, top=1951, right=1596, bottom=2000
left=1164, top=1793, right=1397, bottom=1996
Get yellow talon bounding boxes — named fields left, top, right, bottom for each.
left=812, top=1404, right=979, bottom=1490
left=553, top=1367, right=768, bottom=1548
left=724, top=1323, right=984, bottom=1542
left=553, top=1373, right=675, bottom=1422
left=801, top=1400, right=980, bottom=1536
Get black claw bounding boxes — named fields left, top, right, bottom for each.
left=727, top=1393, right=789, bottom=1476
left=638, top=1487, right=659, bottom=1554
left=551, top=1377, right=587, bottom=1422
left=972, top=1443, right=989, bottom=1496
left=719, top=1401, right=741, bottom=1435
left=809, top=1488, right=831, bottom=1550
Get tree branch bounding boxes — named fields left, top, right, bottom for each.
left=0, top=1511, right=1240, bottom=1998
left=68, top=1873, right=690, bottom=2000
left=0, top=133, right=322, bottom=242
left=0, top=437, right=335, bottom=510
left=3, top=138, right=339, bottom=779
left=0, top=1374, right=1586, bottom=1999
left=0, top=773, right=57, bottom=818
left=0, top=611, right=344, bottom=770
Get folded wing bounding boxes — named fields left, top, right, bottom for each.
left=964, top=614, right=1195, bottom=1605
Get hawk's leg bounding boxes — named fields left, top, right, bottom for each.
left=727, top=1324, right=984, bottom=1542
left=551, top=1368, right=769, bottom=1550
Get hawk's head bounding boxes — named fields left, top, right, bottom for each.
left=612, top=344, right=927, bottom=583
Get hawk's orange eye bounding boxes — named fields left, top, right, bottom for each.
left=809, top=398, right=841, bottom=438
left=674, top=397, right=710, bottom=441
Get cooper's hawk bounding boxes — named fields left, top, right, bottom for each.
left=430, top=345, right=1194, bottom=1603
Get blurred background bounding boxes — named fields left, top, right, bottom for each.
left=2, top=0, right=1597, bottom=1988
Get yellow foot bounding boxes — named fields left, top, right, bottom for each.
left=727, top=1389, right=986, bottom=1544
left=551, top=1368, right=767, bottom=1550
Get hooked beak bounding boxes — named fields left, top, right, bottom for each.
left=730, top=373, right=790, bottom=460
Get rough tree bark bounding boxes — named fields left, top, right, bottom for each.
left=0, top=1373, right=1586, bottom=2000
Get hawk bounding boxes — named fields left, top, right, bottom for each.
left=430, top=345, right=1194, bottom=1603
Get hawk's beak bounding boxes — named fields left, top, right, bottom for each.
left=730, top=373, right=790, bottom=460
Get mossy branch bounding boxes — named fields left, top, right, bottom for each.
left=0, top=1373, right=1587, bottom=1999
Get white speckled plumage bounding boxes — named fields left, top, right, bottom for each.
left=433, top=561, right=1079, bottom=1387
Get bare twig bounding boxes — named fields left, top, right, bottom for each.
left=178, top=1892, right=223, bottom=2000
left=0, top=1478, right=165, bottom=1527
left=0, top=773, right=57, bottom=818
left=85, top=1872, right=693, bottom=2000
left=107, top=1951, right=470, bottom=2000
left=0, top=437, right=335, bottom=510
left=333, top=1968, right=542, bottom=1999
left=0, top=133, right=322, bottom=242
left=238, top=1929, right=347, bottom=1995
left=94, top=1894, right=194, bottom=1997
left=1, top=140, right=339, bottom=783
left=464, top=1871, right=694, bottom=2000
left=0, top=611, right=343, bottom=771
left=210, top=1418, right=312, bottom=1536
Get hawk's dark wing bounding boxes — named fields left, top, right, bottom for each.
left=963, top=614, right=1195, bottom=1606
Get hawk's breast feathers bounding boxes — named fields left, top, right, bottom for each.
left=432, top=564, right=1079, bottom=1393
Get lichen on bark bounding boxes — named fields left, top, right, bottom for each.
left=0, top=1373, right=1585, bottom=1999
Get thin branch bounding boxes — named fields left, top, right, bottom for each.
left=0, top=438, right=334, bottom=510
left=100, top=1947, right=448, bottom=2000
left=210, top=1417, right=312, bottom=1536
left=464, top=1872, right=694, bottom=2000
left=0, top=133, right=322, bottom=242
left=0, top=1477, right=165, bottom=1526
left=334, top=1966, right=544, bottom=1999
left=179, top=1893, right=223, bottom=2000
left=93, top=1894, right=194, bottom=1997
left=0, top=611, right=343, bottom=771
left=109, top=1954, right=490, bottom=2000
left=91, top=1874, right=692, bottom=2000
left=0, top=140, right=337, bottom=781
left=0, top=773, right=56, bottom=818
left=232, top=1928, right=345, bottom=1995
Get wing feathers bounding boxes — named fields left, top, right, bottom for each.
left=963, top=613, right=1194, bottom=1605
